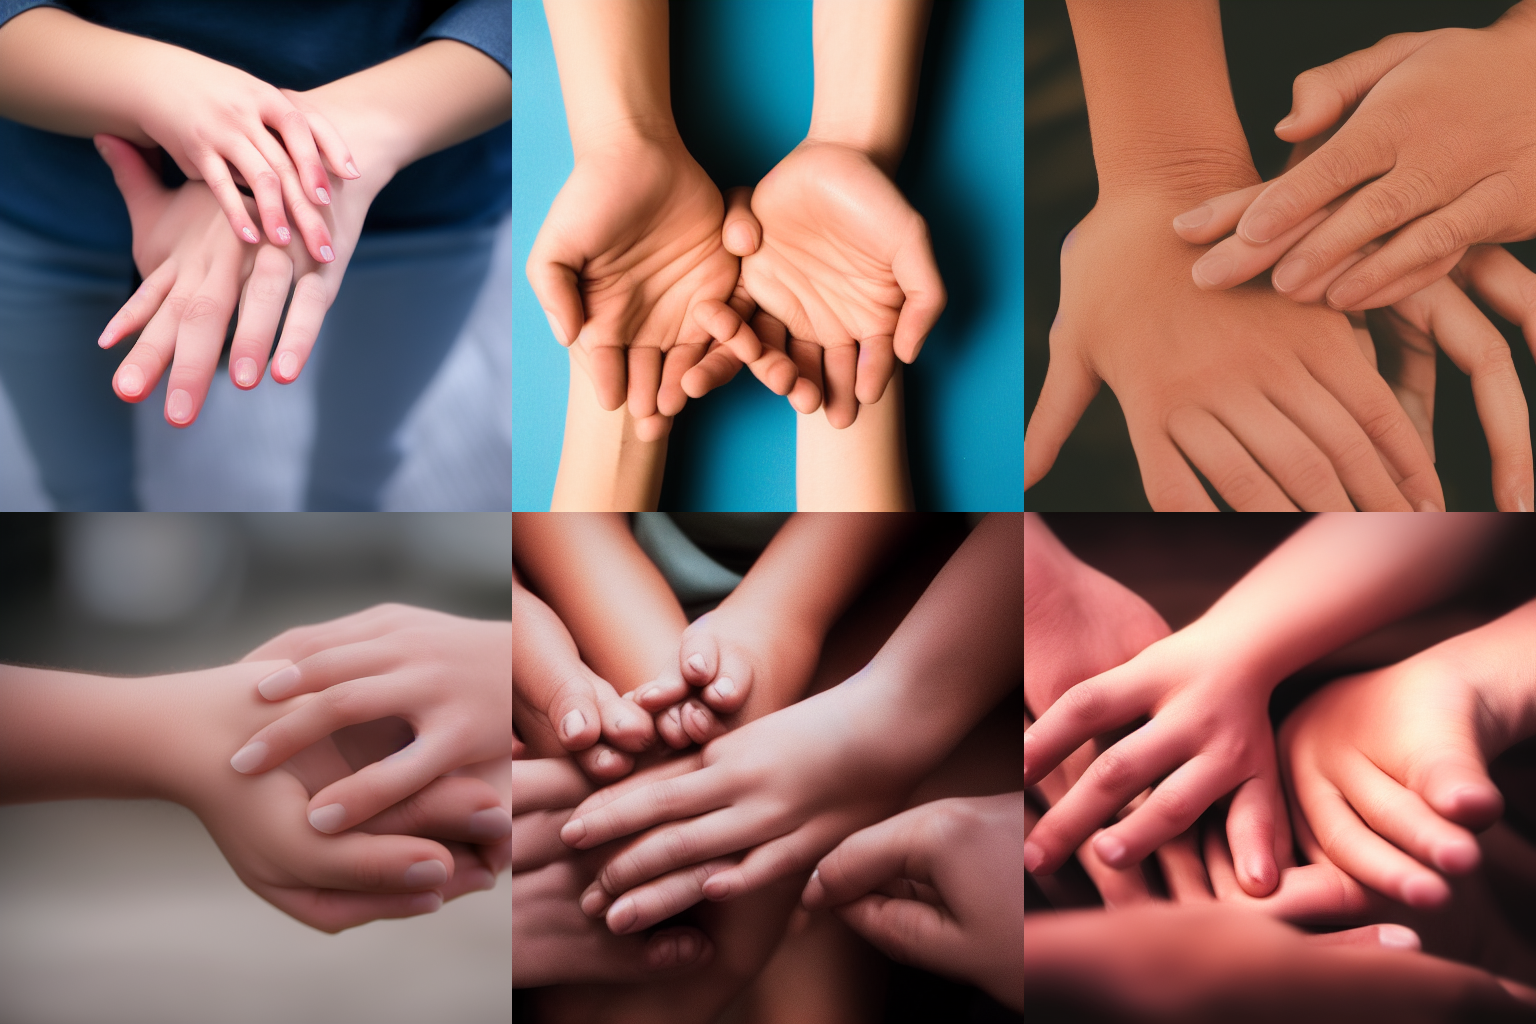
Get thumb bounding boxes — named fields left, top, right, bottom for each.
left=525, top=222, right=587, bottom=350
left=721, top=186, right=761, bottom=257
left=1024, top=331, right=1100, bottom=490
left=1275, top=32, right=1432, bottom=141
left=1411, top=740, right=1504, bottom=833
left=94, top=134, right=170, bottom=233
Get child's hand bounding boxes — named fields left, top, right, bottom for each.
left=513, top=581, right=656, bottom=779
left=803, top=793, right=1025, bottom=1011
left=1279, top=601, right=1536, bottom=908
left=731, top=141, right=946, bottom=428
left=1022, top=621, right=1291, bottom=898
left=228, top=604, right=512, bottom=837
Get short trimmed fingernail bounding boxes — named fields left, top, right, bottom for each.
left=345, top=161, right=359, bottom=178
left=1432, top=840, right=1479, bottom=875
left=804, top=868, right=821, bottom=904
left=242, top=227, right=259, bottom=243
left=118, top=364, right=145, bottom=397
left=595, top=749, right=615, bottom=771
left=1418, top=500, right=1443, bottom=512
left=308, top=803, right=348, bottom=834
left=1401, top=874, right=1449, bottom=907
left=673, top=932, right=699, bottom=963
left=1243, top=212, right=1281, bottom=244
left=274, top=226, right=291, bottom=245
left=687, top=704, right=709, bottom=731
left=638, top=687, right=662, bottom=705
left=1192, top=251, right=1236, bottom=289
left=403, top=859, right=448, bottom=887
left=1326, top=277, right=1370, bottom=309
left=561, top=709, right=586, bottom=741
left=409, top=891, right=443, bottom=914
left=1377, top=924, right=1421, bottom=950
left=233, top=357, right=259, bottom=388
left=1275, top=115, right=1296, bottom=132
left=542, top=308, right=569, bottom=346
left=702, top=874, right=730, bottom=900
left=229, top=741, right=268, bottom=774
left=1172, top=204, right=1212, bottom=231
left=1272, top=258, right=1313, bottom=293
left=1023, top=841, right=1044, bottom=873
left=319, top=245, right=335, bottom=262
left=725, top=222, right=754, bottom=252
left=467, top=807, right=512, bottom=842
left=276, top=351, right=299, bottom=381
left=711, top=677, right=735, bottom=701
left=609, top=897, right=638, bottom=934
left=316, top=187, right=330, bottom=205
left=562, top=818, right=587, bottom=846
left=469, top=869, right=497, bottom=892
left=257, top=664, right=302, bottom=700
left=1095, top=834, right=1127, bottom=866
left=166, top=388, right=194, bottom=425
left=581, top=887, right=610, bottom=917
left=685, top=653, right=707, bottom=675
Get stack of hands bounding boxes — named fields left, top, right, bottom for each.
left=1023, top=513, right=1536, bottom=1021
left=1025, top=0, right=1536, bottom=511
left=510, top=513, right=1023, bottom=1020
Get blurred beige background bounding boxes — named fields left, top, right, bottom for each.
left=0, top=513, right=511, bottom=1024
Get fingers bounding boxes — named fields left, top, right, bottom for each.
left=264, top=97, right=338, bottom=204
left=890, top=221, right=947, bottom=362
left=193, top=148, right=264, bottom=247
left=1171, top=182, right=1268, bottom=245
left=1270, top=373, right=1427, bottom=510
left=560, top=770, right=720, bottom=851
left=680, top=342, right=746, bottom=399
left=1273, top=33, right=1431, bottom=144
left=93, top=134, right=171, bottom=238
left=1022, top=664, right=1154, bottom=789
left=287, top=828, right=457, bottom=894
left=657, top=342, right=705, bottom=415
left=594, top=810, right=747, bottom=896
left=833, top=894, right=952, bottom=971
left=821, top=343, right=859, bottom=428
left=592, top=676, right=657, bottom=754
left=1091, top=754, right=1259, bottom=873
left=524, top=249, right=584, bottom=350
left=98, top=262, right=175, bottom=351
left=1341, top=757, right=1483, bottom=876
left=248, top=127, right=335, bottom=262
left=1024, top=345, right=1102, bottom=490
left=1166, top=406, right=1302, bottom=511
left=164, top=242, right=244, bottom=427
left=803, top=809, right=928, bottom=910
left=282, top=93, right=359, bottom=182
left=1156, top=827, right=1215, bottom=903
left=512, top=757, right=594, bottom=813
left=697, top=829, right=819, bottom=901
left=1304, top=923, right=1422, bottom=951
left=1225, top=773, right=1284, bottom=897
left=1456, top=245, right=1536, bottom=355
left=229, top=244, right=294, bottom=389
left=855, top=336, right=897, bottom=406
left=258, top=885, right=446, bottom=934
left=690, top=298, right=763, bottom=368
left=574, top=743, right=635, bottom=781
left=721, top=186, right=761, bottom=257
left=601, top=858, right=737, bottom=935
left=222, top=134, right=293, bottom=251
left=301, top=734, right=470, bottom=836
left=786, top=336, right=825, bottom=414
left=1403, top=737, right=1505, bottom=833
left=627, top=346, right=662, bottom=421
left=1189, top=205, right=1334, bottom=292
left=271, top=272, right=333, bottom=383
left=677, top=619, right=752, bottom=713
left=358, top=775, right=512, bottom=845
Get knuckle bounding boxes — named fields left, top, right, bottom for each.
left=1277, top=450, right=1339, bottom=502
left=1091, top=746, right=1139, bottom=795
left=1062, top=682, right=1105, bottom=728
left=179, top=294, right=225, bottom=326
left=251, top=170, right=282, bottom=196
left=1408, top=215, right=1468, bottom=265
left=1211, top=463, right=1273, bottom=510
left=661, top=827, right=694, bottom=867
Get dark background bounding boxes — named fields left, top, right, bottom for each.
left=1024, top=0, right=1536, bottom=510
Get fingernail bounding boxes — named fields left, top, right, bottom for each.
left=97, top=323, right=116, bottom=348
left=1377, top=924, right=1421, bottom=950
left=257, top=664, right=302, bottom=699
left=316, top=187, right=330, bottom=205
left=166, top=388, right=194, bottom=425
left=1095, top=834, right=1127, bottom=866
left=229, top=740, right=268, bottom=774
left=1418, top=499, right=1443, bottom=512
left=345, top=161, right=359, bottom=178
left=1172, top=204, right=1213, bottom=231
left=687, top=704, right=708, bottom=732
left=118, top=364, right=145, bottom=397
left=404, top=859, right=449, bottom=887
left=685, top=653, right=707, bottom=675
left=1275, top=115, right=1296, bottom=132
left=408, top=891, right=443, bottom=914
left=562, top=818, right=588, bottom=846
left=1023, top=841, right=1044, bottom=873
left=609, top=897, right=638, bottom=934
left=803, top=868, right=822, bottom=905
left=1327, top=277, right=1370, bottom=309
left=1400, top=874, right=1449, bottom=907
left=581, top=886, right=611, bottom=917
left=725, top=222, right=754, bottom=252
left=1192, top=251, right=1236, bottom=289
left=711, top=677, right=735, bottom=701
left=308, top=803, right=348, bottom=834
left=276, top=351, right=299, bottom=381
left=233, top=357, right=259, bottom=388
left=467, top=807, right=513, bottom=842
left=1519, top=495, right=1531, bottom=512
left=275, top=226, right=291, bottom=244
left=1243, top=212, right=1281, bottom=245
left=1432, top=840, right=1479, bottom=875
left=542, top=309, right=569, bottom=346
left=674, top=932, right=699, bottom=963
left=1272, top=258, right=1313, bottom=293
left=638, top=686, right=662, bottom=705
left=469, top=869, right=497, bottom=891
left=702, top=874, right=730, bottom=900
left=242, top=227, right=259, bottom=243
left=561, top=709, right=586, bottom=741
left=319, top=245, right=335, bottom=262
left=595, top=749, right=615, bottom=771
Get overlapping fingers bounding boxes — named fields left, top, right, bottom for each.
left=358, top=774, right=512, bottom=846
left=1022, top=666, right=1154, bottom=789
left=229, top=243, right=294, bottom=388
left=561, top=769, right=724, bottom=852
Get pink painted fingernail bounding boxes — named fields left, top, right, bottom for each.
left=316, top=187, right=330, bottom=205
left=117, top=364, right=145, bottom=397
left=345, top=161, right=359, bottom=178
left=319, top=245, right=335, bottom=262
left=308, top=803, right=348, bottom=834
left=275, top=226, right=291, bottom=244
left=256, top=664, right=302, bottom=700
left=242, top=227, right=259, bottom=243
left=166, top=388, right=194, bottom=425
left=233, top=357, right=259, bottom=388
left=229, top=740, right=268, bottom=774
left=276, top=351, right=299, bottom=381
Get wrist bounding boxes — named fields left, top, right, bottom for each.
left=569, top=116, right=684, bottom=165
left=802, top=124, right=904, bottom=179
left=1094, top=148, right=1259, bottom=207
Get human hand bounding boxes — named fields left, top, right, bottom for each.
left=727, top=140, right=946, bottom=428
left=1278, top=600, right=1536, bottom=909
left=1180, top=8, right=1536, bottom=311
left=229, top=603, right=513, bottom=837
left=1022, top=617, right=1291, bottom=898
left=804, top=792, right=1024, bottom=1011
left=526, top=130, right=753, bottom=441
left=1024, top=196, right=1444, bottom=510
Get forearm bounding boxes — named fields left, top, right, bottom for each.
left=805, top=0, right=931, bottom=175
left=1191, top=515, right=1500, bottom=684
left=795, top=368, right=913, bottom=511
left=1066, top=0, right=1257, bottom=202
left=513, top=513, right=687, bottom=691
left=551, top=355, right=667, bottom=512
left=543, top=0, right=674, bottom=154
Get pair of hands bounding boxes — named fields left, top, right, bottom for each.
left=527, top=130, right=944, bottom=438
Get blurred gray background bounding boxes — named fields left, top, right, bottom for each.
left=0, top=513, right=511, bottom=1024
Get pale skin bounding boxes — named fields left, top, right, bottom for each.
left=0, top=6, right=355, bottom=259
left=92, top=39, right=509, bottom=427
left=1026, top=0, right=1446, bottom=511
left=1023, top=515, right=1501, bottom=898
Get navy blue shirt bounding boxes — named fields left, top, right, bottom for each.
left=0, top=0, right=510, bottom=250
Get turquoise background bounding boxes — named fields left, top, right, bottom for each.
left=512, top=0, right=1022, bottom=510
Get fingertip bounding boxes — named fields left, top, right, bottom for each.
left=1376, top=924, right=1421, bottom=951
left=801, top=867, right=825, bottom=909
left=257, top=664, right=302, bottom=700
left=1400, top=872, right=1451, bottom=909
left=1093, top=832, right=1128, bottom=868
left=1431, top=838, right=1481, bottom=876
left=1238, top=853, right=1278, bottom=897
left=724, top=221, right=757, bottom=256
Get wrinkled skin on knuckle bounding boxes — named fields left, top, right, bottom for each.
left=179, top=294, right=225, bottom=327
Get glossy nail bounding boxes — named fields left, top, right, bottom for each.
left=241, top=227, right=259, bottom=243
left=1172, top=204, right=1212, bottom=231
left=344, top=161, right=359, bottom=178
left=685, top=653, right=707, bottom=676
left=315, top=187, right=330, bottom=205
left=1192, top=251, right=1236, bottom=289
left=229, top=740, right=268, bottom=774
left=274, top=226, right=291, bottom=245
left=308, top=803, right=348, bottom=834
left=275, top=351, right=299, bottom=381
left=403, top=859, right=448, bottom=887
left=256, top=664, right=302, bottom=699
left=1271, top=258, right=1313, bottom=293
left=609, top=897, right=638, bottom=934
left=319, top=245, right=335, bottom=262
left=710, top=677, right=735, bottom=702
left=233, top=357, right=259, bottom=388
left=561, top=709, right=586, bottom=741
left=166, top=389, right=194, bottom=425
left=542, top=309, right=569, bottom=346
left=467, top=807, right=513, bottom=842
left=118, top=364, right=145, bottom=397
left=1377, top=924, right=1421, bottom=950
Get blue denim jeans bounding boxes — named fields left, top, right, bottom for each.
left=0, top=212, right=497, bottom=510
